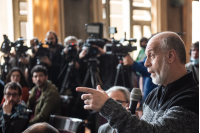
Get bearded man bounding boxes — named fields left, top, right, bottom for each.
left=77, top=31, right=199, bottom=133
left=27, top=65, right=60, bottom=125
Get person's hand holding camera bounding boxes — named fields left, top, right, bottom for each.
left=123, top=55, right=134, bottom=66
left=40, top=56, right=52, bottom=66
left=92, top=45, right=105, bottom=55
left=19, top=57, right=29, bottom=64
left=79, top=47, right=88, bottom=59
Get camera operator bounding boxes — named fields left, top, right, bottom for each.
left=29, top=31, right=64, bottom=90
left=59, top=36, right=81, bottom=95
left=78, top=39, right=105, bottom=88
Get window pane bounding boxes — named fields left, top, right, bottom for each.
left=133, top=0, right=151, bottom=7
left=20, top=22, right=27, bottom=45
left=131, top=25, right=142, bottom=60
left=110, top=2, right=123, bottom=14
left=133, top=10, right=151, bottom=21
left=102, top=0, right=106, bottom=4
left=192, top=1, right=200, bottom=43
left=143, top=25, right=151, bottom=38
left=110, top=18, right=123, bottom=40
left=19, top=2, right=27, bottom=15
left=103, top=7, right=106, bottom=19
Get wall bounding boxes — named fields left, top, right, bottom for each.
left=62, top=0, right=91, bottom=41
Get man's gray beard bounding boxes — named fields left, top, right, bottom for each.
left=151, top=58, right=170, bottom=85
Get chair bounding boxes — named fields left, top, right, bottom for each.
left=49, top=115, right=85, bottom=133
left=60, top=95, right=76, bottom=117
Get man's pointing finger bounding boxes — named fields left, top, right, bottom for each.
left=76, top=87, right=95, bottom=94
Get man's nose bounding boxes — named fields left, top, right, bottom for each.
left=144, top=58, right=151, bottom=68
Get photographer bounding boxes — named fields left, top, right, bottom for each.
left=29, top=31, right=64, bottom=90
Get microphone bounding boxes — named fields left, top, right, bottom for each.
left=129, top=88, right=141, bottom=114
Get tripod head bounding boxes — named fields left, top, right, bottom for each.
left=87, top=57, right=100, bottom=68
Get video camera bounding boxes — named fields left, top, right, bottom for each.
left=83, top=38, right=105, bottom=59
left=0, top=35, right=16, bottom=54
left=61, top=43, right=78, bottom=61
left=106, top=38, right=137, bottom=56
left=35, top=41, right=49, bottom=65
left=14, top=37, right=30, bottom=56
left=106, top=27, right=137, bottom=56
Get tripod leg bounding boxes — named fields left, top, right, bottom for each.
left=82, top=68, right=91, bottom=87
left=114, top=64, right=121, bottom=86
left=60, top=67, right=71, bottom=94
left=120, top=64, right=126, bottom=87
left=90, top=67, right=95, bottom=88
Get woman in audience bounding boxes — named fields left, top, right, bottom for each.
left=1, top=67, right=29, bottom=104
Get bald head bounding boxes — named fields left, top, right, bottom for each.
left=23, top=123, right=59, bottom=133
left=148, top=32, right=186, bottom=64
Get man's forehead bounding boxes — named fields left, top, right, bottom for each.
left=33, top=72, right=45, bottom=76
left=6, top=88, right=19, bottom=93
left=145, top=39, right=160, bottom=54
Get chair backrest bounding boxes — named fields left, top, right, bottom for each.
left=49, top=115, right=85, bottom=133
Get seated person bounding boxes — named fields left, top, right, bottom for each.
left=98, top=86, right=130, bottom=133
left=22, top=122, right=59, bottom=133
left=0, top=82, right=29, bottom=133
left=185, top=41, right=199, bottom=84
left=1, top=67, right=29, bottom=104
left=27, top=65, right=60, bottom=125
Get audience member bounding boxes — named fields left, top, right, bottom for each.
left=27, top=65, right=60, bottom=125
left=98, top=86, right=130, bottom=133
left=1, top=67, right=29, bottom=104
left=0, top=82, right=29, bottom=133
left=23, top=122, right=59, bottom=133
left=77, top=31, right=199, bottom=132
left=185, top=41, right=199, bottom=84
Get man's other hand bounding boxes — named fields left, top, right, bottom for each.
left=76, top=85, right=109, bottom=112
left=3, top=101, right=12, bottom=114
left=123, top=55, right=134, bottom=66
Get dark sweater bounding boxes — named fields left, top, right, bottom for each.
left=100, top=72, right=199, bottom=133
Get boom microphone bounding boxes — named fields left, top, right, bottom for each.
left=129, top=88, right=141, bottom=114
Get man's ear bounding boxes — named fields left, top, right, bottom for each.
left=167, top=49, right=176, bottom=63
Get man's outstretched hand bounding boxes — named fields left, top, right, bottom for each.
left=76, top=85, right=109, bottom=112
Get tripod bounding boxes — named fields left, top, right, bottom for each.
left=72, top=58, right=103, bottom=112
left=73, top=57, right=103, bottom=133
left=58, top=59, right=81, bottom=94
left=114, top=54, right=132, bottom=88
left=0, top=55, right=11, bottom=82
left=82, top=58, right=103, bottom=88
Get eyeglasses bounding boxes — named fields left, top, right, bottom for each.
left=5, top=93, right=19, bottom=98
left=116, top=100, right=128, bottom=105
